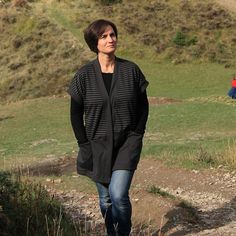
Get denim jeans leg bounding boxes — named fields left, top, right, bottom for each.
left=109, top=170, right=134, bottom=236
left=96, top=182, right=116, bottom=235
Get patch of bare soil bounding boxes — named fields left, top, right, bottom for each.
left=25, top=157, right=236, bottom=235
left=215, top=0, right=236, bottom=13
left=148, top=97, right=181, bottom=106
left=132, top=159, right=236, bottom=235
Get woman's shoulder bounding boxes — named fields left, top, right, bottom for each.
left=116, top=57, right=141, bottom=70
left=74, top=60, right=96, bottom=78
left=78, top=60, right=95, bottom=72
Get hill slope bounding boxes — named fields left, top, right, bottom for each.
left=0, top=0, right=236, bottom=102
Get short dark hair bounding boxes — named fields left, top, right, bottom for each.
left=83, top=19, right=118, bottom=54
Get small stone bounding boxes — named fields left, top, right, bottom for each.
left=54, top=178, right=62, bottom=183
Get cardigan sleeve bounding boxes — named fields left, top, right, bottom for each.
left=70, top=97, right=88, bottom=145
left=67, top=71, right=85, bottom=104
left=137, top=66, right=149, bottom=94
left=135, top=90, right=149, bottom=134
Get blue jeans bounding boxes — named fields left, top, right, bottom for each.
left=96, top=170, right=134, bottom=236
left=228, top=87, right=236, bottom=99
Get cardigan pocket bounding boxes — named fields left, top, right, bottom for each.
left=127, top=131, right=143, bottom=167
left=90, top=137, right=112, bottom=182
left=77, top=141, right=93, bottom=172
left=114, top=131, right=143, bottom=170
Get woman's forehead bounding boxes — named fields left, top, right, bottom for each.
left=101, top=25, right=114, bottom=34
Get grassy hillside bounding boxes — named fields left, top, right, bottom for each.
left=0, top=0, right=236, bottom=102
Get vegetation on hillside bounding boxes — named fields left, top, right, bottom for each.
left=0, top=0, right=236, bottom=102
left=0, top=3, right=92, bottom=102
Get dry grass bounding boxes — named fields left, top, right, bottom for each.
left=0, top=3, right=91, bottom=102
left=1, top=0, right=236, bottom=102
left=221, top=141, right=236, bottom=168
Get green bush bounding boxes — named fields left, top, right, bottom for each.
left=0, top=171, right=80, bottom=236
left=98, top=0, right=122, bottom=5
left=173, top=31, right=186, bottom=46
left=173, top=31, right=198, bottom=46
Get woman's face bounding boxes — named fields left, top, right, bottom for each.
left=97, top=25, right=117, bottom=55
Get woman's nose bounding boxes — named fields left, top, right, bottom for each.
left=107, top=35, right=115, bottom=42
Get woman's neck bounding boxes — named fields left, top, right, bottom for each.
left=98, top=53, right=115, bottom=73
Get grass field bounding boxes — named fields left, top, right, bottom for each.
left=0, top=0, right=236, bottom=190
left=1, top=62, right=236, bottom=171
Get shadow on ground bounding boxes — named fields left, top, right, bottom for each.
left=0, top=116, right=14, bottom=122
left=152, top=197, right=236, bottom=236
left=19, top=156, right=75, bottom=176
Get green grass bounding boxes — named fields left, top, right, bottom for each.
left=147, top=102, right=236, bottom=135
left=1, top=0, right=236, bottom=171
left=1, top=61, right=236, bottom=170
left=136, top=61, right=236, bottom=98
left=147, top=185, right=176, bottom=199
left=1, top=90, right=236, bottom=170
left=13, top=16, right=38, bottom=36
left=47, top=6, right=85, bottom=46
left=0, top=97, right=77, bottom=164
left=143, top=100, right=236, bottom=168
left=32, top=174, right=97, bottom=194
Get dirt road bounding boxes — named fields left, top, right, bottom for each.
left=38, top=157, right=236, bottom=235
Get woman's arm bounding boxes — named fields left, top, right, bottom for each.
left=70, top=97, right=88, bottom=145
left=135, top=91, right=149, bottom=134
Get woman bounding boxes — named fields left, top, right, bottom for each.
left=68, top=19, right=149, bottom=236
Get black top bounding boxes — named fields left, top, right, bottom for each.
left=102, top=72, right=112, bottom=95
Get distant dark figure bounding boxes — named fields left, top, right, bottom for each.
left=228, top=75, right=236, bottom=99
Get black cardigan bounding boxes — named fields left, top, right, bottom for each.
left=68, top=57, right=149, bottom=183
left=70, top=72, right=149, bottom=145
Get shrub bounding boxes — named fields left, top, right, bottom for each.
left=173, top=31, right=186, bottom=46
left=173, top=31, right=198, bottom=47
left=0, top=171, right=79, bottom=236
left=98, top=0, right=122, bottom=5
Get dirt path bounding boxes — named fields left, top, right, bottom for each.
left=31, top=157, right=236, bottom=235
left=131, top=159, right=236, bottom=235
